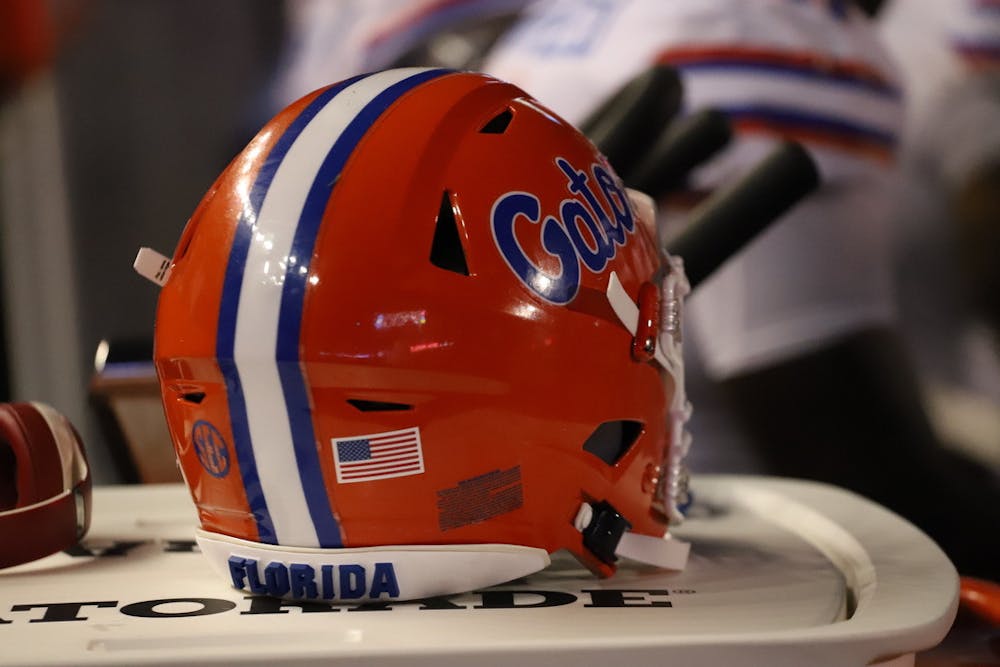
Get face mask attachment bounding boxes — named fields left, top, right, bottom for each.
left=595, top=254, right=692, bottom=572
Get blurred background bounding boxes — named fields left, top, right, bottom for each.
left=1, top=0, right=285, bottom=481
left=1, top=0, right=998, bottom=584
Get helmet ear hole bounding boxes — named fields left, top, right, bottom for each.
left=0, top=438, right=16, bottom=510
left=583, top=420, right=643, bottom=465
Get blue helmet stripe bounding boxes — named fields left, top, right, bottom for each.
left=215, top=73, right=369, bottom=545
left=276, top=68, right=451, bottom=548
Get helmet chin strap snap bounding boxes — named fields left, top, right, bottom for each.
left=574, top=501, right=631, bottom=565
left=574, top=501, right=690, bottom=571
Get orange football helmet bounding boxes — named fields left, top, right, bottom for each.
left=146, top=68, right=691, bottom=602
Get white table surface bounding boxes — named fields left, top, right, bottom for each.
left=0, top=475, right=958, bottom=666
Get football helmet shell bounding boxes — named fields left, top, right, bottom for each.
left=152, top=68, right=688, bottom=601
left=0, top=402, right=91, bottom=569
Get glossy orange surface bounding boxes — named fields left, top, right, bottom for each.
left=154, top=71, right=675, bottom=577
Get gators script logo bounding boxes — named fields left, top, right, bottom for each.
left=491, top=157, right=636, bottom=304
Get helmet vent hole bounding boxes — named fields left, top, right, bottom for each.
left=582, top=420, right=643, bottom=465
left=347, top=399, right=413, bottom=412
left=0, top=438, right=17, bottom=510
left=181, top=392, right=206, bottom=404
left=479, top=107, right=513, bottom=134
left=430, top=190, right=469, bottom=276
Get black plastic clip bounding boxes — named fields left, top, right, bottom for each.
left=581, top=501, right=632, bottom=565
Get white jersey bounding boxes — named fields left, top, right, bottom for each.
left=485, top=0, right=904, bottom=378
left=270, top=0, right=531, bottom=112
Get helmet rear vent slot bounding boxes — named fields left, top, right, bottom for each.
left=479, top=107, right=513, bottom=134
left=180, top=392, right=206, bottom=404
left=582, top=420, right=643, bottom=465
left=430, top=190, right=470, bottom=276
left=347, top=399, right=413, bottom=412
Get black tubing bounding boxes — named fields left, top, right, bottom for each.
left=579, top=65, right=683, bottom=177
left=666, top=141, right=821, bottom=289
left=630, top=108, right=732, bottom=197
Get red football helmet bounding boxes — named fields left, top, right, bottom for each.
left=0, top=402, right=91, bottom=568
left=147, top=68, right=691, bottom=602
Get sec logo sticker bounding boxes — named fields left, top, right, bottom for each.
left=192, top=420, right=230, bottom=478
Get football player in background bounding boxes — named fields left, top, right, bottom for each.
left=265, top=0, right=999, bottom=578
left=482, top=0, right=1000, bottom=579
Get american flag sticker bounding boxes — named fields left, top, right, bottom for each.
left=333, top=427, right=425, bottom=484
